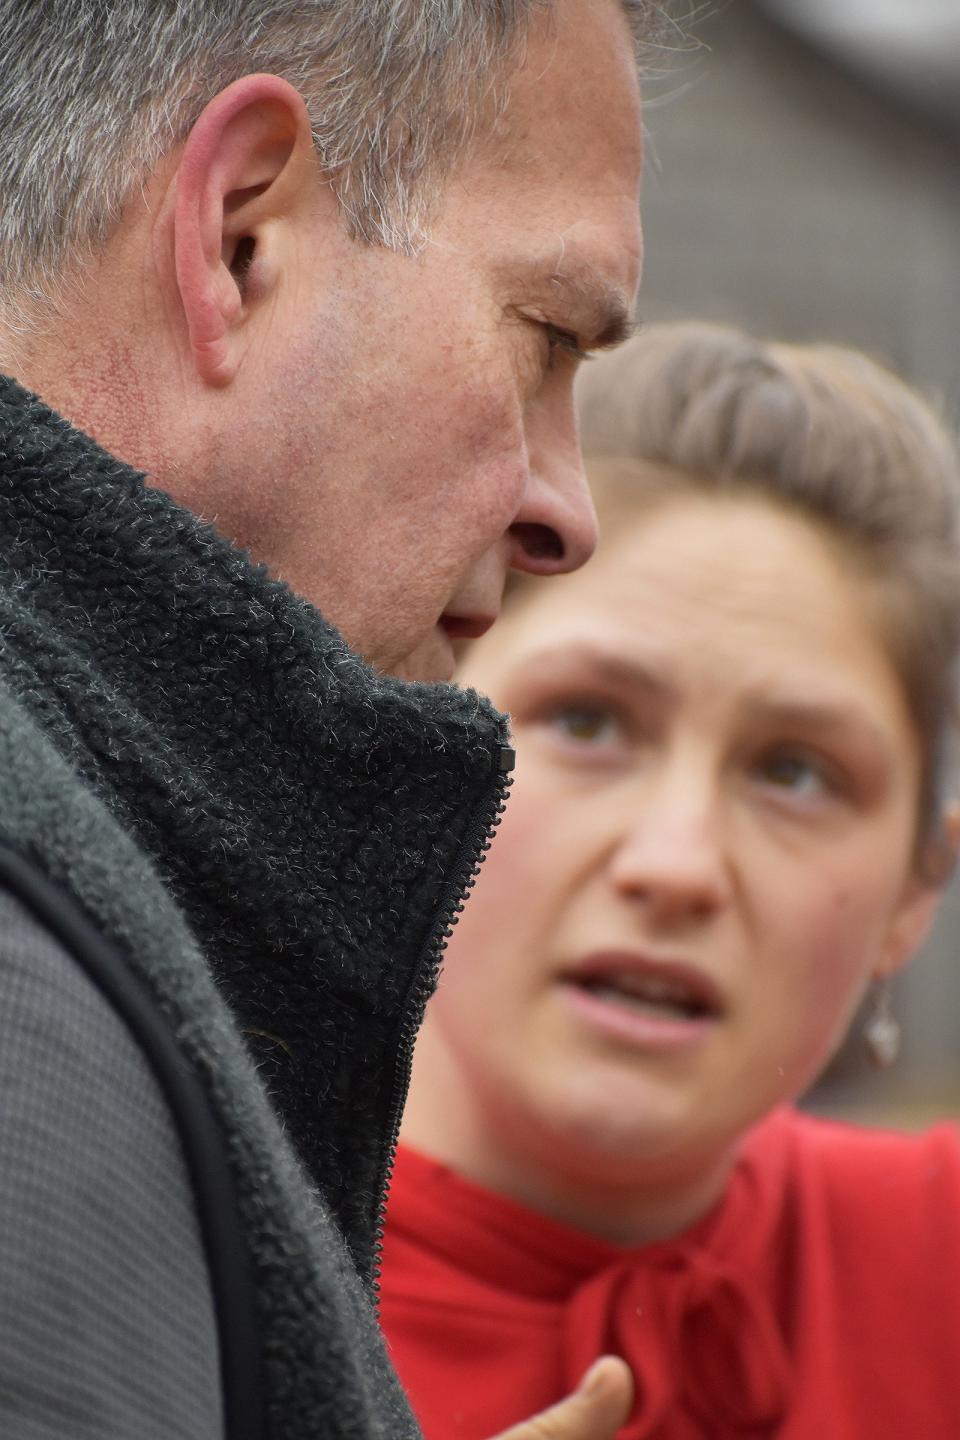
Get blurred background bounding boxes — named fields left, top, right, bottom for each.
left=617, top=0, right=960, bottom=1123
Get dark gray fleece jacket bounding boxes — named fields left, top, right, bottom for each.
left=0, top=374, right=512, bottom=1439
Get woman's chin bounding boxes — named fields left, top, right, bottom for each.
left=521, top=1070, right=727, bottom=1186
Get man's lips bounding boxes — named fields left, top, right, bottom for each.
left=438, top=613, right=497, bottom=642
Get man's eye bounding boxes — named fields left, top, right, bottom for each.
left=545, top=324, right=590, bottom=365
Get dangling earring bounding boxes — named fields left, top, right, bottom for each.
left=864, top=977, right=901, bottom=1069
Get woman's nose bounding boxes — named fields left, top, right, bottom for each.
left=607, top=770, right=732, bottom=925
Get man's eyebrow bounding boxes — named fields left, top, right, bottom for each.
left=530, top=264, right=637, bottom=350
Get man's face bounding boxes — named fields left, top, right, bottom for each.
left=184, top=0, right=643, bottom=679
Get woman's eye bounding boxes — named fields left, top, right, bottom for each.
left=756, top=750, right=830, bottom=798
left=547, top=704, right=619, bottom=745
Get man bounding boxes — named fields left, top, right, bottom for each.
left=0, top=1, right=650, bottom=1435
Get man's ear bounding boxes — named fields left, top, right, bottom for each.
left=172, top=73, right=316, bottom=386
left=876, top=804, right=960, bottom=980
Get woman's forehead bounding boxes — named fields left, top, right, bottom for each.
left=465, top=489, right=918, bottom=746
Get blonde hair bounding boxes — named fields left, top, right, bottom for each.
left=571, top=322, right=960, bottom=863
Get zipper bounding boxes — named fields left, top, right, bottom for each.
left=369, top=741, right=515, bottom=1306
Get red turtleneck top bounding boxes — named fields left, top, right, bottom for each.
left=380, top=1109, right=960, bottom=1439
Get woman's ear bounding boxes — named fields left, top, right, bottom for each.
left=875, top=803, right=960, bottom=980
left=931, top=803, right=960, bottom=886
left=170, top=73, right=316, bottom=386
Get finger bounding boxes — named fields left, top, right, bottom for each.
left=492, top=1356, right=633, bottom=1440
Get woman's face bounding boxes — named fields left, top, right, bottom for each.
left=408, top=489, right=943, bottom=1210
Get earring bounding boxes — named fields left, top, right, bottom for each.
left=864, top=978, right=901, bottom=1069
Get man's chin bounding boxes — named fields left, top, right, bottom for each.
left=388, top=625, right=456, bottom=684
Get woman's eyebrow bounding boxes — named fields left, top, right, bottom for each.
left=518, top=642, right=674, bottom=695
left=742, top=694, right=895, bottom=758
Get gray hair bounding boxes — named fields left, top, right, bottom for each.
left=0, top=0, right=665, bottom=332
left=575, top=321, right=960, bottom=865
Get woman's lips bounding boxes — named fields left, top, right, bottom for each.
left=559, top=950, right=723, bottom=1050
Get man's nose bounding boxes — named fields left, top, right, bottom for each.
left=607, top=770, right=732, bottom=926
left=507, top=398, right=598, bottom=576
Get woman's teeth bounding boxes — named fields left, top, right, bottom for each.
left=578, top=973, right=706, bottom=1020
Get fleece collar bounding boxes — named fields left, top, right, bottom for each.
left=0, top=373, right=511, bottom=1257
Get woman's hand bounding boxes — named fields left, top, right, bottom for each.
left=491, top=1357, right=633, bottom=1440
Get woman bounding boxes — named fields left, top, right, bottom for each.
left=380, top=324, right=960, bottom=1439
